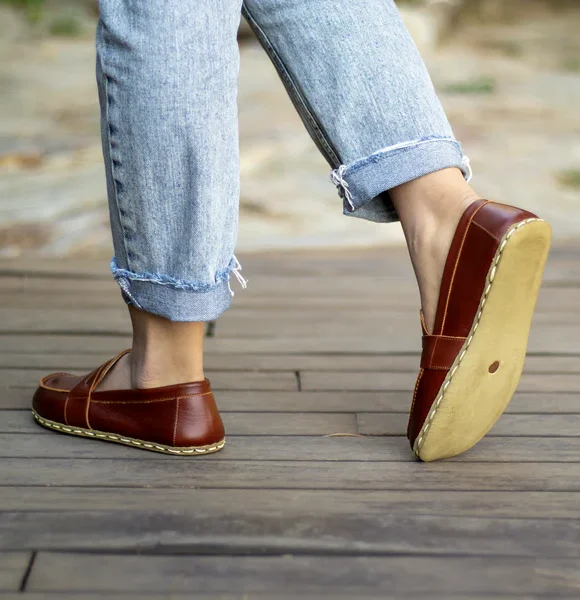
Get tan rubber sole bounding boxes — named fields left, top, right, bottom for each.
left=413, top=218, right=552, bottom=462
left=32, top=410, right=225, bottom=456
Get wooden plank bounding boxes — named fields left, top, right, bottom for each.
left=0, top=596, right=506, bottom=600
left=301, top=371, right=580, bottom=393
left=0, top=434, right=578, bottom=463
left=213, top=313, right=580, bottom=339
left=0, top=255, right=576, bottom=294
left=203, top=327, right=580, bottom=354
left=4, top=285, right=580, bottom=315
left=2, top=307, right=578, bottom=341
left=27, top=553, right=580, bottom=594
left=3, top=385, right=580, bottom=415
left=2, top=458, right=580, bottom=490
left=10, top=408, right=580, bottom=438
left=0, top=596, right=513, bottom=600
left=0, top=434, right=408, bottom=462
left=0, top=280, right=412, bottom=301
left=0, top=335, right=131, bottom=355
left=216, top=390, right=580, bottom=415
left=1, top=488, right=579, bottom=519
left=6, top=408, right=580, bottom=438
left=3, top=386, right=580, bottom=414
left=0, top=353, right=421, bottom=372
left=3, top=370, right=298, bottom=392
left=1, top=243, right=577, bottom=278
left=0, top=260, right=111, bottom=277
left=0, top=552, right=32, bottom=592
left=0, top=250, right=403, bottom=278
left=0, top=411, right=357, bottom=436
left=356, top=413, right=580, bottom=437
left=6, top=367, right=580, bottom=393
left=1, top=328, right=579, bottom=356
left=4, top=510, right=580, bottom=557
left=1, top=352, right=580, bottom=374
left=0, top=309, right=130, bottom=335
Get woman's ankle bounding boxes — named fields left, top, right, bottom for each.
left=390, top=168, right=480, bottom=332
left=97, top=307, right=206, bottom=391
left=129, top=306, right=205, bottom=388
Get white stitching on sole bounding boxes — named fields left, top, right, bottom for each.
left=32, top=411, right=225, bottom=456
left=414, top=218, right=543, bottom=457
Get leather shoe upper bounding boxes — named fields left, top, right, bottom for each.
left=407, top=200, right=538, bottom=446
left=32, top=350, right=225, bottom=447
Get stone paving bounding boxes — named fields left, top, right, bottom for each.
left=1, top=4, right=579, bottom=257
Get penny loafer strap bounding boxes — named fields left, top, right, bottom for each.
left=64, top=349, right=131, bottom=428
left=421, top=335, right=467, bottom=371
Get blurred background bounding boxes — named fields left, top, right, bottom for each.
left=0, top=0, right=579, bottom=257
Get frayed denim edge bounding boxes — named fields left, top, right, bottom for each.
left=110, top=256, right=243, bottom=293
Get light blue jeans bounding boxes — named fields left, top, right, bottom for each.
left=97, top=0, right=469, bottom=322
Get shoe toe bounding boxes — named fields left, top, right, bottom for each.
left=32, top=372, right=82, bottom=423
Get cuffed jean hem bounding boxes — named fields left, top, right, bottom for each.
left=330, top=137, right=470, bottom=224
left=110, top=257, right=241, bottom=322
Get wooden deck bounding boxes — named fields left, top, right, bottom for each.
left=1, top=244, right=580, bottom=598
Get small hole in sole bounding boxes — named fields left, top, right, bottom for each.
left=489, top=361, right=500, bottom=374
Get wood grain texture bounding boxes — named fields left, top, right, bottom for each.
left=301, top=371, right=580, bottom=393
left=0, top=596, right=530, bottom=600
left=27, top=553, right=580, bottom=594
left=2, top=351, right=579, bottom=374
left=3, top=369, right=299, bottom=391
left=2, top=434, right=580, bottom=462
left=3, top=387, right=580, bottom=413
left=2, top=458, right=580, bottom=490
left=0, top=434, right=409, bottom=461
left=0, top=553, right=32, bottom=592
left=0, top=410, right=357, bottom=436
left=356, top=413, right=580, bottom=437
left=4, top=511, right=580, bottom=557
left=0, top=488, right=578, bottom=518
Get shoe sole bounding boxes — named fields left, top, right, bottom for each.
left=413, top=218, right=552, bottom=462
left=32, top=410, right=225, bottom=456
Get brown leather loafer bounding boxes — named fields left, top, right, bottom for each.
left=408, top=200, right=551, bottom=462
left=32, top=350, right=225, bottom=455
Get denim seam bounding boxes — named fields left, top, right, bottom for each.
left=111, top=257, right=237, bottom=293
left=241, top=4, right=341, bottom=168
left=341, top=136, right=462, bottom=176
left=98, top=47, right=131, bottom=272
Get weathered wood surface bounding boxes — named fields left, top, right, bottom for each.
left=25, top=553, right=580, bottom=595
left=0, top=245, right=579, bottom=596
left=0, top=552, right=32, bottom=592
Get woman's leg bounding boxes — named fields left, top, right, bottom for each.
left=242, top=0, right=551, bottom=461
left=241, top=0, right=475, bottom=332
left=31, top=1, right=240, bottom=453
left=96, top=0, right=244, bottom=389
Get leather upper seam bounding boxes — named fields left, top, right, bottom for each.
left=428, top=336, right=439, bottom=369
left=91, top=391, right=213, bottom=404
left=40, top=384, right=72, bottom=393
left=409, top=368, right=424, bottom=422
left=472, top=219, right=500, bottom=242
left=39, top=373, right=77, bottom=392
left=173, top=398, right=180, bottom=446
left=425, top=335, right=467, bottom=341
left=438, top=201, right=489, bottom=335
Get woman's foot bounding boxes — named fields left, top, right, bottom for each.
left=31, top=307, right=224, bottom=455
left=400, top=196, right=551, bottom=461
